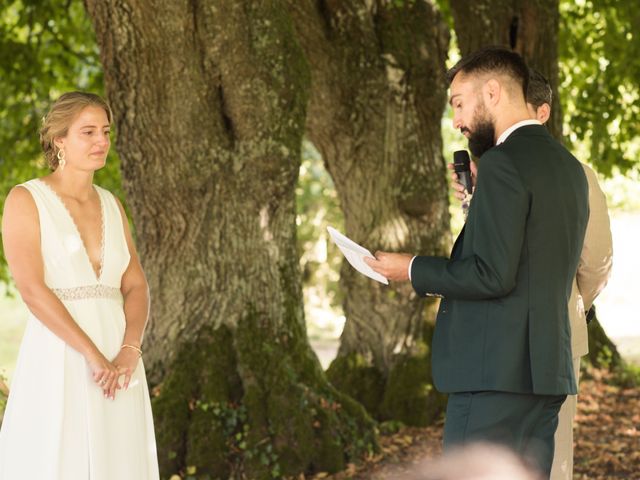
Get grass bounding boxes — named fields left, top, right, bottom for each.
left=0, top=291, right=29, bottom=383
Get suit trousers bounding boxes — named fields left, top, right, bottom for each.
left=443, top=391, right=567, bottom=477
left=550, top=356, right=581, bottom=479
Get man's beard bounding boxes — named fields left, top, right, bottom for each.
left=467, top=106, right=496, bottom=158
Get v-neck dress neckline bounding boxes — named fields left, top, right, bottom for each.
left=36, top=178, right=106, bottom=283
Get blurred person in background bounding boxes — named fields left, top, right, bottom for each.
left=403, top=442, right=542, bottom=480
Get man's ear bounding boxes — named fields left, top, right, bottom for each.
left=483, top=78, right=501, bottom=107
left=537, top=103, right=551, bottom=124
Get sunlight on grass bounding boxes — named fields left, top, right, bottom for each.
left=0, top=287, right=29, bottom=383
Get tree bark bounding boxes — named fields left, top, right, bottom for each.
left=84, top=1, right=375, bottom=478
left=450, top=0, right=563, bottom=140
left=289, top=0, right=451, bottom=425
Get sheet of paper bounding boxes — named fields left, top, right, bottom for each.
left=327, top=226, right=389, bottom=285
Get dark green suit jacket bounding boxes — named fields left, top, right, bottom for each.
left=411, top=125, right=589, bottom=396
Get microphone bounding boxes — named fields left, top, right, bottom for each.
left=453, top=150, right=473, bottom=195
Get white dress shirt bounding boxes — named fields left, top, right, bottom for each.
left=496, top=119, right=541, bottom=145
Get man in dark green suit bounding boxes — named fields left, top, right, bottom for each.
left=365, top=47, right=589, bottom=476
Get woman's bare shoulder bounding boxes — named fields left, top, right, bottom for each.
left=3, top=184, right=38, bottom=219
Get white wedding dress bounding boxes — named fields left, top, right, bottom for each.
left=0, top=179, right=159, bottom=479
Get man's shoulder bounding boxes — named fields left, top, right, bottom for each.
left=496, top=126, right=580, bottom=167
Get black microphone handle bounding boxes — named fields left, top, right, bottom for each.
left=458, top=170, right=473, bottom=195
left=453, top=150, right=473, bottom=195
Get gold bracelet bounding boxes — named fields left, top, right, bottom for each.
left=121, top=343, right=143, bottom=356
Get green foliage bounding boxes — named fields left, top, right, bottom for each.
left=378, top=419, right=405, bottom=435
left=193, top=400, right=254, bottom=477
left=433, top=0, right=454, bottom=30
left=559, top=0, right=640, bottom=175
left=612, top=362, right=640, bottom=388
left=0, top=0, right=121, bottom=286
left=0, top=1, right=100, bottom=154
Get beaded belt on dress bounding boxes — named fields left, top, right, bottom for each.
left=52, top=285, right=122, bottom=301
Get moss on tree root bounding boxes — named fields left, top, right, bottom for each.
left=380, top=346, right=446, bottom=426
left=326, top=353, right=386, bottom=418
left=152, top=324, right=243, bottom=478
left=152, top=308, right=377, bottom=480
left=236, top=308, right=377, bottom=478
left=326, top=348, right=445, bottom=427
left=327, top=319, right=446, bottom=427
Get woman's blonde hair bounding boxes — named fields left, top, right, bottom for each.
left=40, top=91, right=113, bottom=170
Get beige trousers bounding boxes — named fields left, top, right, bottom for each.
left=550, top=356, right=581, bottom=480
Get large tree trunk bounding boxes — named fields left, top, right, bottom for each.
left=289, top=1, right=451, bottom=425
left=450, top=0, right=563, bottom=140
left=84, top=1, right=375, bottom=478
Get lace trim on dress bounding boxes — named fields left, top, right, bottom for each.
left=52, top=285, right=122, bottom=301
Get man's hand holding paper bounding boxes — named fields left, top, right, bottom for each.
left=327, top=227, right=396, bottom=285
left=363, top=252, right=412, bottom=282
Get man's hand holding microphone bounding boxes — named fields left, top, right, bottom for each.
left=447, top=150, right=477, bottom=216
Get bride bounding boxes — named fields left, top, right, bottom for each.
left=0, top=92, right=159, bottom=479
